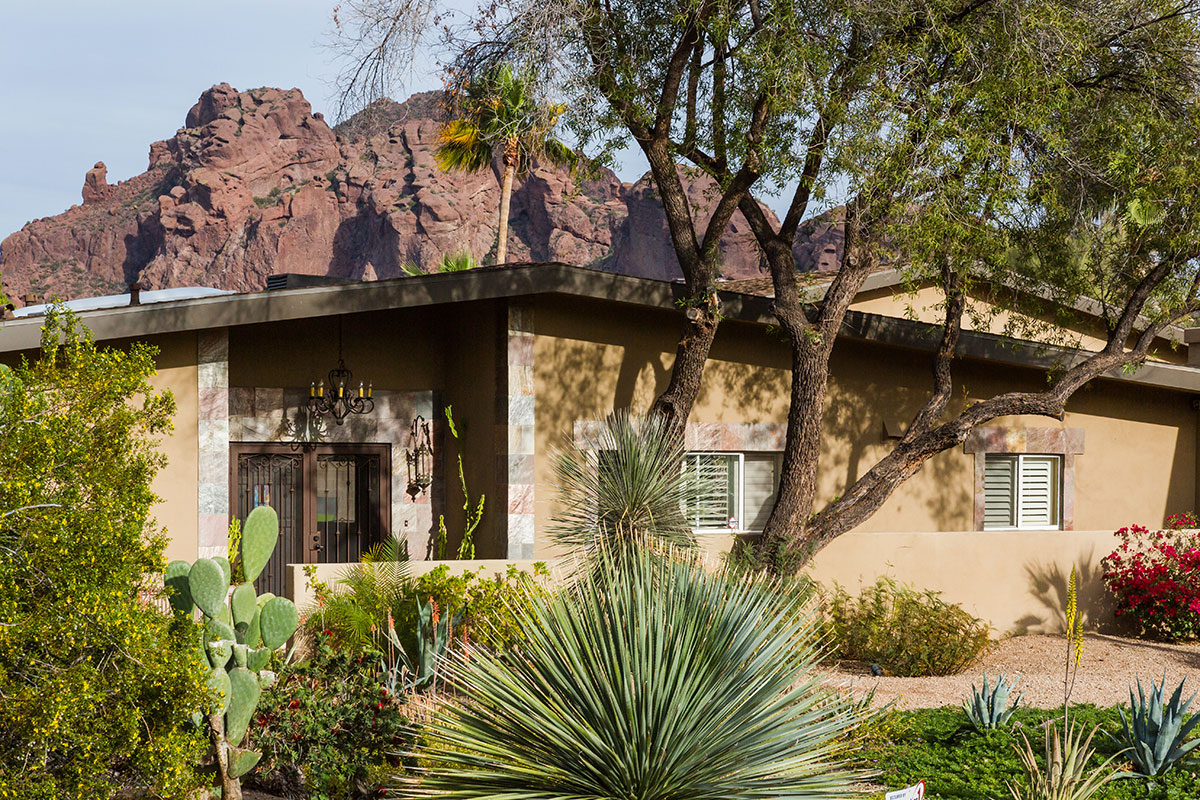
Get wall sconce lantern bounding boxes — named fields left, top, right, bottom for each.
left=309, top=318, right=374, bottom=425
left=405, top=415, right=433, bottom=499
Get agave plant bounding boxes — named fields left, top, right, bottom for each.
left=1115, top=675, right=1200, bottom=776
left=406, top=545, right=867, bottom=799
left=1009, top=721, right=1130, bottom=800
left=549, top=410, right=700, bottom=554
left=963, top=673, right=1023, bottom=732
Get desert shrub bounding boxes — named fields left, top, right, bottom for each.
left=1101, top=523, right=1200, bottom=641
left=407, top=546, right=866, bottom=799
left=302, top=543, right=549, bottom=674
left=0, top=310, right=210, bottom=798
left=823, top=576, right=992, bottom=676
left=246, top=630, right=411, bottom=799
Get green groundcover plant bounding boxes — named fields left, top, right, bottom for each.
left=0, top=310, right=210, bottom=798
left=856, top=706, right=1200, bottom=800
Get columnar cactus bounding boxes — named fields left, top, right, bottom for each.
left=164, top=505, right=299, bottom=800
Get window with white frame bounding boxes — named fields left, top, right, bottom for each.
left=684, top=452, right=781, bottom=532
left=983, top=454, right=1062, bottom=530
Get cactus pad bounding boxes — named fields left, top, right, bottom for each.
left=224, top=667, right=261, bottom=747
left=205, top=617, right=236, bottom=645
left=231, top=582, right=256, bottom=627
left=206, top=638, right=233, bottom=669
left=189, top=558, right=230, bottom=618
left=259, top=596, right=299, bottom=650
left=164, top=560, right=193, bottom=615
left=240, top=505, right=279, bottom=583
left=228, top=746, right=262, bottom=779
left=213, top=556, right=232, bottom=586
left=209, top=667, right=232, bottom=714
left=236, top=607, right=261, bottom=648
left=233, top=643, right=250, bottom=668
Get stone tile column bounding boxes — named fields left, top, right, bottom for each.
left=197, top=329, right=230, bottom=559
left=498, top=303, right=536, bottom=559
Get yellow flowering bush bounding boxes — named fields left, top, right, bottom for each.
left=0, top=310, right=210, bottom=799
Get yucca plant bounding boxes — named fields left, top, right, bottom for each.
left=549, top=410, right=700, bottom=555
left=1008, top=566, right=1131, bottom=800
left=405, top=544, right=867, bottom=799
left=1114, top=675, right=1200, bottom=776
left=1009, top=721, right=1131, bottom=800
left=963, top=673, right=1023, bottom=732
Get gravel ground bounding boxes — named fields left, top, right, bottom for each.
left=824, top=633, right=1200, bottom=709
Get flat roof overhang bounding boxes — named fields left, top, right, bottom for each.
left=1, top=262, right=1196, bottom=394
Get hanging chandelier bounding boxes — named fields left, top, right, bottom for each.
left=309, top=318, right=374, bottom=425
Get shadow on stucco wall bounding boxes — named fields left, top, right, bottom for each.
left=1015, top=548, right=1123, bottom=635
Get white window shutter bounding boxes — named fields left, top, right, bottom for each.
left=1018, top=456, right=1059, bottom=528
left=983, top=455, right=1017, bottom=529
left=686, top=454, right=738, bottom=529
left=743, top=454, right=780, bottom=531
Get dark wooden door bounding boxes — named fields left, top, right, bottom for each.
left=231, top=443, right=391, bottom=598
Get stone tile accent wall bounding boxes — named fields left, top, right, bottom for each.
left=573, top=419, right=788, bottom=452
left=228, top=387, right=437, bottom=559
left=197, top=330, right=230, bottom=559
left=964, top=426, right=1085, bottom=531
left=498, top=304, right=536, bottom=559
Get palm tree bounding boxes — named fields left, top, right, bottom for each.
left=436, top=65, right=576, bottom=264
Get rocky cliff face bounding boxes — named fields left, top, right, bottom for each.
left=1, top=84, right=836, bottom=304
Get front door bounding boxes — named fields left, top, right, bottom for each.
left=231, top=443, right=391, bottom=597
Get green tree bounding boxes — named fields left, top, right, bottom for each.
left=335, top=0, right=1200, bottom=570
left=0, top=310, right=210, bottom=798
left=435, top=63, right=576, bottom=264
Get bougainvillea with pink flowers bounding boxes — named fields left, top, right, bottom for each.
left=1101, top=518, right=1200, bottom=641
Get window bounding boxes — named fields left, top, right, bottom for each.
left=983, top=454, right=1062, bottom=530
left=684, top=452, right=780, bottom=533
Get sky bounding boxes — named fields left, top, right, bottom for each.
left=0, top=0, right=655, bottom=242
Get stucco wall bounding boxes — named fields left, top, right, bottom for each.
left=849, top=283, right=1187, bottom=365
left=144, top=332, right=201, bottom=564
left=531, top=295, right=1198, bottom=561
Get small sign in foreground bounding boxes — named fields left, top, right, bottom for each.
left=885, top=781, right=925, bottom=800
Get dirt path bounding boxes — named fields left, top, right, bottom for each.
left=824, top=633, right=1200, bottom=709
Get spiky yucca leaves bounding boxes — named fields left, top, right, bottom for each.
left=549, top=411, right=698, bottom=555
left=1116, top=675, right=1200, bottom=776
left=1009, top=721, right=1130, bottom=800
left=407, top=545, right=867, bottom=799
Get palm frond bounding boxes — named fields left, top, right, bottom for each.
left=436, top=120, right=493, bottom=173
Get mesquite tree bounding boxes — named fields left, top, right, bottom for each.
left=333, top=0, right=1200, bottom=569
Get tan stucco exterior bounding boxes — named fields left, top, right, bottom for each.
left=849, top=282, right=1187, bottom=365
left=4, top=266, right=1197, bottom=631
left=143, top=332, right=201, bottom=564
left=531, top=294, right=1198, bottom=559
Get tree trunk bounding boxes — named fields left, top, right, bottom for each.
left=496, top=142, right=518, bottom=264
left=651, top=307, right=720, bottom=434
left=755, top=337, right=830, bottom=568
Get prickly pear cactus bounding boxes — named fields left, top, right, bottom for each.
left=163, top=504, right=298, bottom=800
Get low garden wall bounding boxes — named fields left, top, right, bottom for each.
left=287, top=529, right=1123, bottom=636
left=798, top=529, right=1120, bottom=635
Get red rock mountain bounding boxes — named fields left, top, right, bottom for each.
left=0, top=84, right=840, bottom=303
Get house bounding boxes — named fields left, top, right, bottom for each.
left=2, top=263, right=1197, bottom=631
